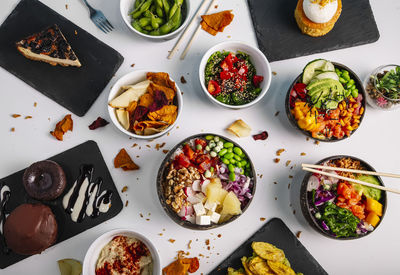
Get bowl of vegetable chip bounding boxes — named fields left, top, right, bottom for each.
left=300, top=155, right=387, bottom=240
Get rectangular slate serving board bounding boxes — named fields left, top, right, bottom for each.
left=0, top=0, right=124, bottom=117
left=247, top=0, right=379, bottom=62
left=209, top=218, right=328, bottom=275
left=0, top=140, right=123, bottom=269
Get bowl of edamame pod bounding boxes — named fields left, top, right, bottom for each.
left=156, top=133, right=256, bottom=230
left=121, top=0, right=190, bottom=40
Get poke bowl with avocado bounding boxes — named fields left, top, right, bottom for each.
left=300, top=156, right=387, bottom=240
left=286, top=59, right=366, bottom=141
left=199, top=41, right=271, bottom=109
left=156, top=134, right=256, bottom=230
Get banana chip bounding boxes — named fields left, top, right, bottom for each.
left=251, top=242, right=286, bottom=262
left=267, top=261, right=296, bottom=275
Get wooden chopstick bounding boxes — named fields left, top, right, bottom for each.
left=302, top=163, right=400, bottom=179
left=167, top=0, right=209, bottom=59
left=302, top=167, right=400, bottom=195
left=180, top=0, right=218, bottom=60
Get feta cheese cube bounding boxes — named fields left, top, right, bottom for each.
left=195, top=192, right=206, bottom=203
left=184, top=215, right=196, bottom=224
left=204, top=200, right=217, bottom=212
left=196, top=215, right=211, bottom=225
left=193, top=202, right=206, bottom=216
left=201, top=179, right=210, bottom=193
left=209, top=211, right=221, bottom=223
left=191, top=180, right=201, bottom=192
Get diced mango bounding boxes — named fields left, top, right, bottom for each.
left=365, top=212, right=380, bottom=227
left=365, top=197, right=383, bottom=216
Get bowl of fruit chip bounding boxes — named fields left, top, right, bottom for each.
left=156, top=134, right=256, bottom=229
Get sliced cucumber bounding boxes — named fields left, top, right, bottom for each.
left=302, top=59, right=335, bottom=84
left=314, top=71, right=339, bottom=81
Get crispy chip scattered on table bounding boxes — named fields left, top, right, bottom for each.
left=162, top=256, right=200, bottom=275
left=227, top=119, right=252, bottom=137
left=114, top=148, right=139, bottom=171
left=50, top=114, right=73, bottom=141
left=201, top=10, right=234, bottom=36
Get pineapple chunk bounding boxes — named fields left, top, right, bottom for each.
left=206, top=184, right=228, bottom=205
left=365, top=197, right=383, bottom=216
left=365, top=212, right=380, bottom=227
left=209, top=177, right=222, bottom=188
left=220, top=191, right=242, bottom=217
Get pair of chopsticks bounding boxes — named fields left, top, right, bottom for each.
left=168, top=0, right=217, bottom=60
left=302, top=163, right=400, bottom=195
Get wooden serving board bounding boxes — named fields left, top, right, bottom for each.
left=209, top=218, right=328, bottom=274
left=0, top=0, right=124, bottom=116
left=247, top=0, right=379, bottom=62
left=0, top=140, right=123, bottom=269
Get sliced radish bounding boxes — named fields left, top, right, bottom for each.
left=192, top=180, right=201, bottom=192
left=307, top=175, right=320, bottom=191
left=201, top=179, right=210, bottom=193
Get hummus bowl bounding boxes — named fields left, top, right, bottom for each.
left=83, top=229, right=161, bottom=275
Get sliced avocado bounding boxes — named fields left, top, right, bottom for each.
left=325, top=100, right=339, bottom=110
left=353, top=175, right=382, bottom=201
left=302, top=59, right=335, bottom=84
left=314, top=71, right=339, bottom=81
left=307, top=79, right=345, bottom=109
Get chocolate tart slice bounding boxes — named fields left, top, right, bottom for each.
left=16, top=24, right=81, bottom=67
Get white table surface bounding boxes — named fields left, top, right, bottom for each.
left=1, top=0, right=399, bottom=274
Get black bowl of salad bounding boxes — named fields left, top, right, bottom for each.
left=285, top=59, right=366, bottom=142
left=156, top=133, right=256, bottom=230
left=199, top=41, right=271, bottom=109
left=300, top=155, right=387, bottom=240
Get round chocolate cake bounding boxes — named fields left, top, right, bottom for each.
left=4, top=203, right=58, bottom=255
left=22, top=160, right=66, bottom=200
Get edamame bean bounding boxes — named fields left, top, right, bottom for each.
left=219, top=148, right=228, bottom=156
left=343, top=73, right=350, bottom=81
left=351, top=89, right=359, bottom=98
left=227, top=147, right=233, bottom=153
left=229, top=159, right=236, bottom=164
left=228, top=164, right=235, bottom=173
left=223, top=142, right=234, bottom=148
left=344, top=89, right=351, bottom=97
left=210, top=151, right=217, bottom=158
left=132, top=0, right=153, bottom=19
left=240, top=160, right=247, bottom=166
left=339, top=77, right=346, bottom=84
left=346, top=82, right=353, bottom=89
left=229, top=172, right=236, bottom=181
left=233, top=147, right=242, bottom=155
left=138, top=17, right=151, bottom=27
left=348, top=79, right=355, bottom=85
left=161, top=0, right=170, bottom=14
left=245, top=163, right=250, bottom=169
left=222, top=158, right=230, bottom=165
left=224, top=152, right=233, bottom=159
left=236, top=162, right=242, bottom=168
left=205, top=135, right=214, bottom=140
left=234, top=155, right=241, bottom=161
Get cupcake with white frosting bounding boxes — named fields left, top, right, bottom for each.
left=295, top=0, right=342, bottom=37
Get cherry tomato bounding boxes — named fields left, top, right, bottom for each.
left=252, top=75, right=264, bottom=87
left=293, top=83, right=307, bottom=99
left=207, top=80, right=221, bottom=95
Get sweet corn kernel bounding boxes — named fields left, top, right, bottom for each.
left=360, top=107, right=364, bottom=115
left=353, top=104, right=358, bottom=108
left=347, top=126, right=353, bottom=131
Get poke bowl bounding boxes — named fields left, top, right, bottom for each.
left=83, top=228, right=161, bottom=275
left=199, top=41, right=272, bottom=109
left=108, top=70, right=182, bottom=140
left=156, top=133, right=256, bottom=230
left=300, top=155, right=387, bottom=240
left=285, top=59, right=366, bottom=142
left=120, top=0, right=190, bottom=41
left=364, top=64, right=400, bottom=110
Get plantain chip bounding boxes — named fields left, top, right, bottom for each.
left=251, top=242, right=286, bottom=263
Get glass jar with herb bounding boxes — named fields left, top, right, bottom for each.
left=365, top=65, right=400, bottom=110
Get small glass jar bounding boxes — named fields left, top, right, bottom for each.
left=364, top=64, right=400, bottom=110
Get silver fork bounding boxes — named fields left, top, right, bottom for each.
left=82, top=0, right=114, bottom=33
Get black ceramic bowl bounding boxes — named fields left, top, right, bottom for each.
left=300, top=155, right=387, bottom=240
left=156, top=133, right=257, bottom=230
left=285, top=62, right=366, bottom=142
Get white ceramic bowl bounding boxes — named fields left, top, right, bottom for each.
left=120, top=0, right=190, bottom=41
left=108, top=70, right=183, bottom=140
left=83, top=229, right=161, bottom=275
left=199, top=41, right=272, bottom=109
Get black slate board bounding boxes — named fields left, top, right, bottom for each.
left=0, top=140, right=123, bottom=269
left=209, top=218, right=328, bottom=275
left=247, top=0, right=379, bottom=62
left=0, top=0, right=124, bottom=117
